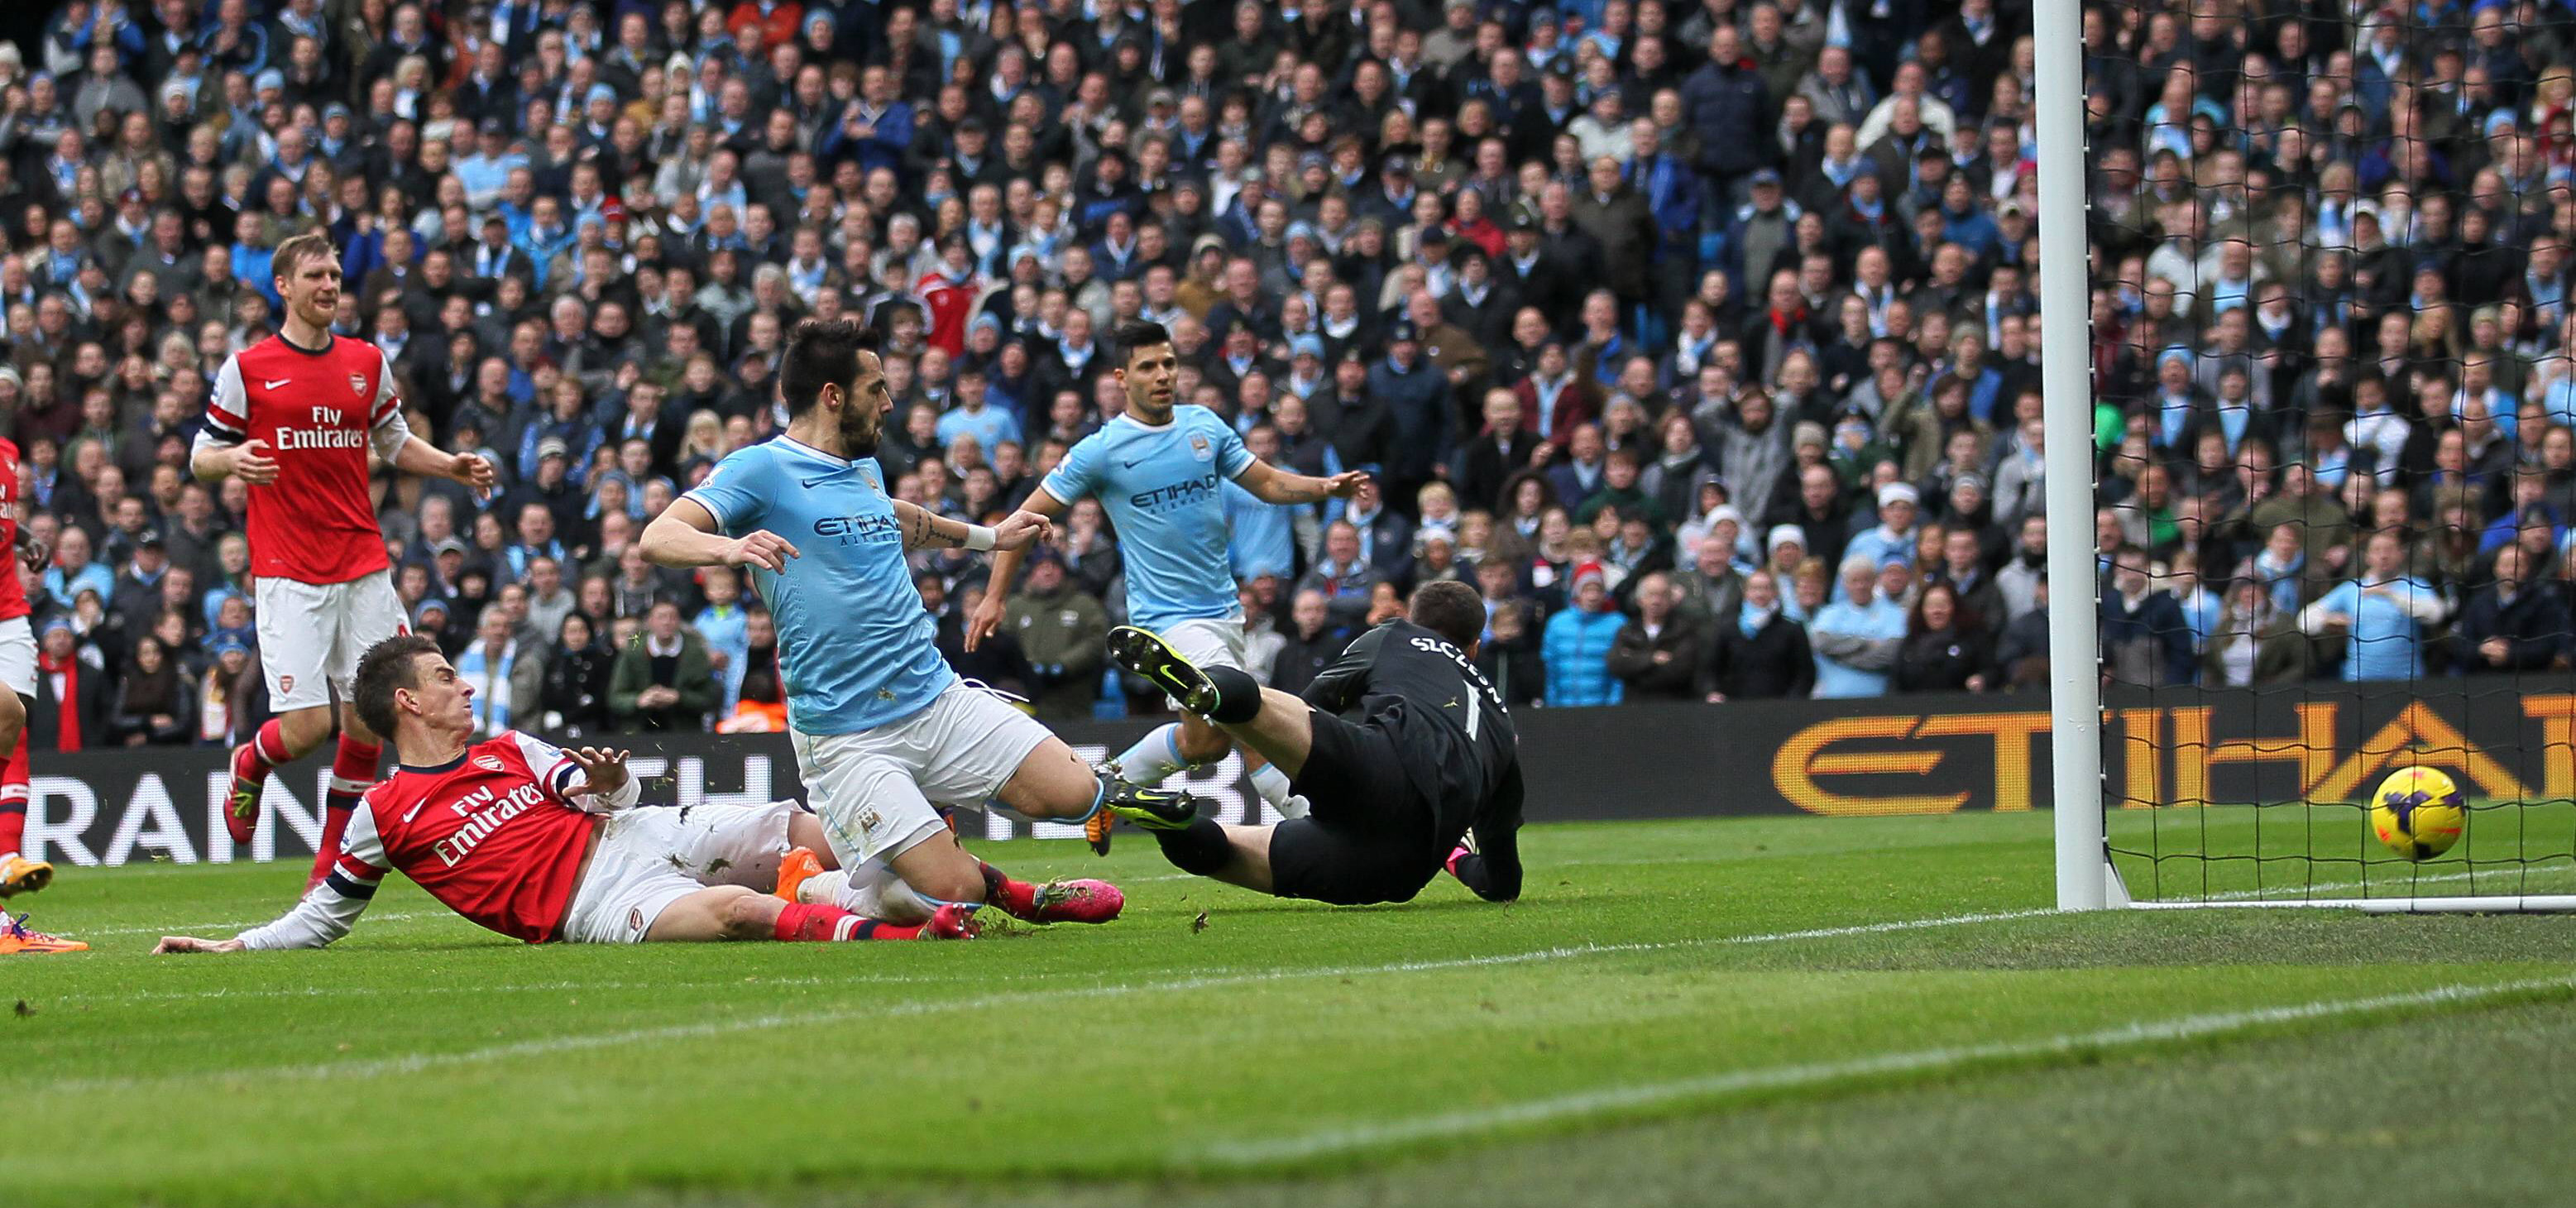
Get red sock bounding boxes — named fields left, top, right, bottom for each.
left=979, top=861, right=1038, bottom=917
left=311, top=736, right=381, bottom=881
left=770, top=901, right=922, bottom=942
left=242, top=718, right=290, bottom=776
left=0, top=731, right=26, bottom=857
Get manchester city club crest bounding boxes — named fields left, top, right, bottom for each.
left=1190, top=433, right=1213, bottom=462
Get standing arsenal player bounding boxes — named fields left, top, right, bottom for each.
left=149, top=634, right=1083, bottom=951
left=0, top=436, right=58, bottom=902
left=191, top=231, right=496, bottom=886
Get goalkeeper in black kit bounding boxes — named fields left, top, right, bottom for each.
left=1099, top=580, right=1523, bottom=906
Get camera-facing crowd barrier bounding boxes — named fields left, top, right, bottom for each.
left=21, top=683, right=2568, bottom=866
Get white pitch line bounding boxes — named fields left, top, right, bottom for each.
left=2196, top=865, right=2576, bottom=903
left=81, top=910, right=441, bottom=937
left=39, top=906, right=2064, bottom=1091
left=1191, top=974, right=2576, bottom=1167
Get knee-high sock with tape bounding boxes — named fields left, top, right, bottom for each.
left=1195, top=665, right=1266, bottom=724
left=771, top=901, right=927, bottom=941
left=0, top=728, right=28, bottom=856
left=312, top=735, right=381, bottom=883
left=1247, top=763, right=1310, bottom=819
left=1111, top=722, right=1195, bottom=785
left=1152, top=816, right=1237, bottom=877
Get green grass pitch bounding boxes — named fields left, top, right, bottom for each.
left=9, top=808, right=2576, bottom=1208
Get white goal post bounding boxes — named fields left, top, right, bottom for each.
left=2033, top=0, right=2576, bottom=913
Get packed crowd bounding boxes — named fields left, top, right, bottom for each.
left=1, top=0, right=2566, bottom=752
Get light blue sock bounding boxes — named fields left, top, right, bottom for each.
left=1247, top=762, right=1288, bottom=808
left=1113, top=723, right=1194, bottom=786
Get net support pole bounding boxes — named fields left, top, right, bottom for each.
left=2034, top=0, right=2106, bottom=910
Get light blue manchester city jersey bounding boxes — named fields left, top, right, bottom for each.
left=683, top=437, right=954, bottom=735
left=1041, top=406, right=1257, bottom=630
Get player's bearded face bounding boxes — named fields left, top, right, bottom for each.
left=838, top=372, right=886, bottom=455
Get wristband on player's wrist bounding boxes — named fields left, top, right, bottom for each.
left=964, top=524, right=998, bottom=552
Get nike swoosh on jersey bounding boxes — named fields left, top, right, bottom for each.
left=1121, top=458, right=1147, bottom=467
left=401, top=802, right=427, bottom=823
left=801, top=475, right=843, bottom=488
left=262, top=378, right=293, bottom=390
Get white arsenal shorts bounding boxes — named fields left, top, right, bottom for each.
left=789, top=680, right=1054, bottom=867
left=255, top=571, right=409, bottom=712
left=0, top=616, right=34, bottom=697
left=558, top=800, right=800, bottom=944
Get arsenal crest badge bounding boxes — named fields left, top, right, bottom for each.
left=348, top=373, right=367, bottom=398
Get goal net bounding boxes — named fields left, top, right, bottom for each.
left=2042, top=0, right=2576, bottom=910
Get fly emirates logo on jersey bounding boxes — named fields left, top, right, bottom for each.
left=427, top=779, right=553, bottom=867
left=273, top=405, right=371, bottom=452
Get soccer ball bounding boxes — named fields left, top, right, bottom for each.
left=2369, top=767, right=2467, bottom=861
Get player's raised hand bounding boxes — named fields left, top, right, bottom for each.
left=559, top=746, right=631, bottom=803
left=993, top=511, right=1053, bottom=551
left=722, top=530, right=799, bottom=572
left=449, top=451, right=498, bottom=498
left=153, top=935, right=246, bottom=954
left=230, top=439, right=280, bottom=485
left=16, top=529, right=48, bottom=573
left=1322, top=469, right=1372, bottom=499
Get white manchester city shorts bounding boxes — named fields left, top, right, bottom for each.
left=256, top=571, right=409, bottom=712
left=790, top=680, right=1054, bottom=867
left=0, top=616, right=34, bottom=698
left=1159, top=616, right=1251, bottom=678
left=558, top=800, right=800, bottom=944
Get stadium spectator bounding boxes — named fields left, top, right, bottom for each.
left=2299, top=528, right=2447, bottom=683
left=1606, top=571, right=1707, bottom=701
left=1893, top=582, right=1993, bottom=693
left=1540, top=561, right=1625, bottom=707
left=1005, top=548, right=1108, bottom=724
left=609, top=598, right=717, bottom=732
left=1808, top=555, right=1907, bottom=698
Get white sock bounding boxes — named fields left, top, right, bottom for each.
left=811, top=865, right=938, bottom=925
left=865, top=873, right=940, bottom=925
left=797, top=869, right=850, bottom=907
left=1249, top=763, right=1313, bottom=819
left=1113, top=723, right=1195, bottom=786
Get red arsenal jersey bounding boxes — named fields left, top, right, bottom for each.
left=203, top=333, right=405, bottom=585
left=327, top=733, right=606, bottom=943
left=0, top=438, right=27, bottom=621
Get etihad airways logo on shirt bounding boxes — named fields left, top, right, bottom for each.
left=1129, top=472, right=1222, bottom=514
left=273, top=406, right=368, bottom=452
left=813, top=513, right=903, bottom=544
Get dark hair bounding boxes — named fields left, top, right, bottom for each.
left=1409, top=579, right=1485, bottom=650
left=778, top=317, right=879, bottom=418
left=1114, top=319, right=1173, bottom=364
left=352, top=633, right=443, bottom=741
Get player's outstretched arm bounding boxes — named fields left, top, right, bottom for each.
left=156, top=875, right=379, bottom=953
left=389, top=435, right=497, bottom=498
left=642, top=498, right=800, bottom=572
left=965, top=487, right=1070, bottom=652
left=888, top=498, right=1046, bottom=554
left=1233, top=459, right=1372, bottom=506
